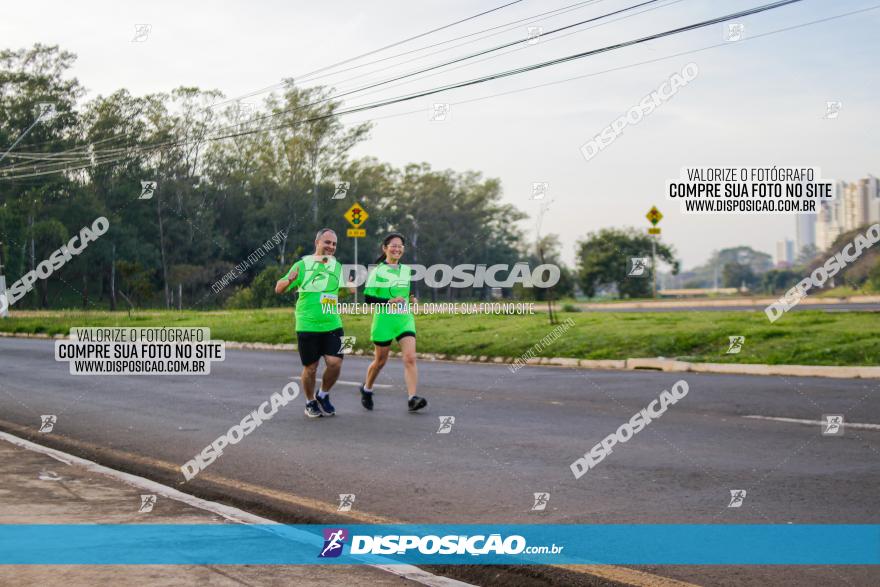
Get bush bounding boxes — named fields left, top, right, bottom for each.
left=224, top=265, right=301, bottom=308
left=869, top=260, right=880, bottom=292
left=225, top=287, right=255, bottom=309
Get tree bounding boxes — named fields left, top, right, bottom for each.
left=721, top=262, right=756, bottom=290
left=1, top=44, right=541, bottom=310
left=576, top=228, right=679, bottom=299
left=760, top=268, right=801, bottom=294
left=683, top=246, right=773, bottom=288
left=515, top=234, right=575, bottom=302
left=796, top=244, right=818, bottom=266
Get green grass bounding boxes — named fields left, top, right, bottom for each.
left=2, top=308, right=879, bottom=366
left=814, top=285, right=878, bottom=298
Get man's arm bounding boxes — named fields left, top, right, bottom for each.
left=274, top=262, right=302, bottom=294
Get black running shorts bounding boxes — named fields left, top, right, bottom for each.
left=373, top=331, right=416, bottom=347
left=296, top=328, right=345, bottom=366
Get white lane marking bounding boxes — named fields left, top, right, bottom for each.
left=290, top=376, right=391, bottom=389
left=743, top=415, right=880, bottom=430
left=336, top=380, right=392, bottom=389
left=0, top=430, right=474, bottom=587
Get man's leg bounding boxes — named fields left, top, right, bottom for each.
left=321, top=355, right=343, bottom=392
left=301, top=361, right=318, bottom=401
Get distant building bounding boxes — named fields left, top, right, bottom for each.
left=775, top=239, right=794, bottom=267
left=814, top=174, right=879, bottom=251
left=816, top=198, right=843, bottom=251
left=795, top=213, right=815, bottom=254
left=843, top=181, right=869, bottom=229
left=860, top=175, right=880, bottom=224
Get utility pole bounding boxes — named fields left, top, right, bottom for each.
left=0, top=241, right=8, bottom=317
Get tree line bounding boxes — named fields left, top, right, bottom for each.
left=1, top=44, right=706, bottom=310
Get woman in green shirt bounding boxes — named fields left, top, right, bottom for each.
left=360, top=233, right=427, bottom=412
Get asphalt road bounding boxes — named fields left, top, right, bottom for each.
left=1, top=337, right=878, bottom=586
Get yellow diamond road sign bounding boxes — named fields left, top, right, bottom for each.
left=344, top=203, right=368, bottom=228
left=646, top=206, right=663, bottom=226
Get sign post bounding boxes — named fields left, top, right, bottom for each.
left=0, top=243, right=7, bottom=318
left=344, top=203, right=369, bottom=303
left=645, top=206, right=663, bottom=298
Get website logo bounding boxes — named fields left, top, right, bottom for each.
left=39, top=415, right=57, bottom=433
left=319, top=528, right=349, bottom=558
left=140, top=180, right=157, bottom=199
left=726, top=336, right=745, bottom=354
left=531, top=492, right=550, bottom=511
left=339, top=336, right=356, bottom=355
left=728, top=489, right=747, bottom=508
left=139, top=494, right=157, bottom=513
left=337, top=493, right=355, bottom=511
left=628, top=257, right=649, bottom=276
left=332, top=181, right=350, bottom=199
left=822, top=414, right=844, bottom=436
left=437, top=416, right=455, bottom=434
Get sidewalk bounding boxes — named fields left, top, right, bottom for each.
left=0, top=436, right=428, bottom=587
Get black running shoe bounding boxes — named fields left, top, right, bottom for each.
left=315, top=393, right=336, bottom=416
left=304, top=400, right=323, bottom=418
left=360, top=385, right=374, bottom=411
left=408, top=395, right=428, bottom=412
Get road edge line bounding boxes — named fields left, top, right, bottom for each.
left=0, top=429, right=474, bottom=587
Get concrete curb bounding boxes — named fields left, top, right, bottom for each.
left=2, top=331, right=877, bottom=379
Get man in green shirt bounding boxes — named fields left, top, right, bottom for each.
left=275, top=228, right=347, bottom=418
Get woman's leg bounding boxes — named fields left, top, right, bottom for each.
left=365, top=344, right=390, bottom=389
left=399, top=336, right=418, bottom=398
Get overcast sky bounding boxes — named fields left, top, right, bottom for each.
left=3, top=0, right=879, bottom=269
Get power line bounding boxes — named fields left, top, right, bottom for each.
left=0, top=114, right=48, bottom=164
left=331, top=0, right=685, bottom=111
left=296, top=0, right=606, bottom=85
left=296, top=0, right=527, bottom=79
left=0, top=0, right=671, bottom=172
left=0, top=0, right=526, bottom=162
left=197, top=0, right=533, bottom=111
left=0, top=0, right=605, bottom=162
left=193, top=0, right=670, bottom=145
left=5, top=0, right=875, bottom=187
left=35, top=0, right=672, bottom=169
left=0, top=0, right=808, bottom=180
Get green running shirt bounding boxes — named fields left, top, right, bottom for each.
left=364, top=262, right=416, bottom=342
left=284, top=255, right=343, bottom=333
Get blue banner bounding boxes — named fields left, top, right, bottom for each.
left=1, top=524, right=878, bottom=565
